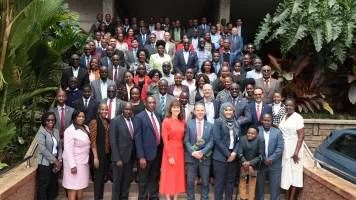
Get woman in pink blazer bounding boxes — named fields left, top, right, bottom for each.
left=62, top=110, right=91, bottom=200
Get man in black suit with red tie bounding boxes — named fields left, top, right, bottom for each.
left=110, top=102, right=136, bottom=200
left=61, top=54, right=89, bottom=90
left=134, top=96, right=162, bottom=200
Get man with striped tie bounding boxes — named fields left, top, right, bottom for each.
left=154, top=79, right=176, bottom=119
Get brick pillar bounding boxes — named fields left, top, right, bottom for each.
left=103, top=0, right=115, bottom=17
left=218, top=0, right=231, bottom=23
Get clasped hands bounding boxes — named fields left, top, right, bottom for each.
left=192, top=151, right=203, bottom=159
left=227, top=152, right=236, bottom=162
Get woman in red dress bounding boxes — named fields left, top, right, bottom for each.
left=159, top=99, right=186, bottom=199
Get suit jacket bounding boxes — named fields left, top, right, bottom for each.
left=248, top=102, right=272, bottom=126
left=173, top=50, right=199, bottom=74
left=164, top=41, right=176, bottom=61
left=144, top=43, right=158, bottom=57
left=134, top=110, right=163, bottom=161
left=196, top=98, right=220, bottom=120
left=154, top=93, right=176, bottom=117
left=108, top=65, right=127, bottom=85
left=100, top=98, right=123, bottom=117
left=258, top=126, right=284, bottom=170
left=49, top=105, right=75, bottom=137
left=186, top=27, right=204, bottom=38
left=61, top=67, right=89, bottom=90
left=167, top=85, right=190, bottom=97
left=183, top=104, right=194, bottom=121
left=125, top=49, right=137, bottom=67
left=227, top=35, right=244, bottom=55
left=79, top=55, right=91, bottom=70
left=73, top=98, right=99, bottom=125
left=184, top=119, right=214, bottom=165
left=220, top=51, right=237, bottom=71
left=90, top=79, right=116, bottom=100
left=36, top=126, right=62, bottom=166
left=255, top=78, right=282, bottom=104
left=212, top=118, right=240, bottom=162
left=239, top=26, right=248, bottom=45
left=99, top=57, right=112, bottom=67
left=170, top=27, right=185, bottom=41
left=110, top=115, right=135, bottom=163
left=198, top=24, right=211, bottom=33
left=101, top=49, right=125, bottom=67
left=137, top=33, right=150, bottom=47
left=221, top=97, right=251, bottom=125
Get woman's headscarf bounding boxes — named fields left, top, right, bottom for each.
left=218, top=102, right=239, bottom=132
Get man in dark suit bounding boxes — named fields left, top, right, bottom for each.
left=108, top=55, right=127, bottom=85
left=197, top=84, right=220, bottom=124
left=99, top=46, right=114, bottom=68
left=255, top=65, right=282, bottom=104
left=144, top=33, right=158, bottom=57
left=64, top=76, right=83, bottom=108
left=101, top=38, right=125, bottom=67
left=173, top=39, right=199, bottom=74
left=187, top=19, right=204, bottom=39
left=198, top=17, right=211, bottom=33
left=80, top=44, right=92, bottom=70
left=61, top=54, right=89, bottom=90
left=236, top=18, right=248, bottom=45
left=248, top=87, right=272, bottom=126
left=89, top=14, right=103, bottom=35
left=189, top=28, right=201, bottom=50
left=99, top=85, right=123, bottom=120
left=137, top=26, right=150, bottom=48
left=73, top=85, right=98, bottom=125
left=154, top=79, right=176, bottom=118
left=49, top=89, right=75, bottom=142
left=184, top=103, right=214, bottom=200
left=110, top=102, right=136, bottom=200
left=91, top=66, right=116, bottom=100
left=134, top=96, right=163, bottom=200
left=220, top=39, right=237, bottom=70
left=256, top=114, right=284, bottom=200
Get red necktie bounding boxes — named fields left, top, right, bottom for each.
left=150, top=113, right=160, bottom=145
left=232, top=36, right=236, bottom=52
left=264, top=79, right=270, bottom=93
left=232, top=98, right=236, bottom=108
left=114, top=67, right=118, bottom=83
left=108, top=99, right=113, bottom=119
left=60, top=107, right=65, bottom=139
left=87, top=57, right=90, bottom=70
left=257, top=104, right=261, bottom=121
left=127, top=119, right=134, bottom=139
left=197, top=121, right=202, bottom=141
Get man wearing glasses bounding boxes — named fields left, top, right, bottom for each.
left=255, top=65, right=282, bottom=104
left=248, top=86, right=272, bottom=126
left=144, top=33, right=158, bottom=57
left=109, top=54, right=127, bottom=85
left=61, top=54, right=89, bottom=90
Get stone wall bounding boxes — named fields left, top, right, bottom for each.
left=304, top=119, right=356, bottom=152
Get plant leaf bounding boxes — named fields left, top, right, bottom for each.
left=322, top=101, right=334, bottom=115
left=310, top=99, right=321, bottom=110
left=302, top=99, right=314, bottom=113
left=0, top=117, right=16, bottom=151
left=282, top=71, right=294, bottom=81
left=268, top=54, right=282, bottom=72
left=293, top=55, right=310, bottom=77
left=311, top=28, right=323, bottom=52
left=18, top=136, right=25, bottom=144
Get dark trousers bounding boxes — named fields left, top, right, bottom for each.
left=112, top=158, right=133, bottom=200
left=137, top=148, right=162, bottom=200
left=37, top=164, right=59, bottom=200
left=256, top=165, right=281, bottom=200
left=186, top=162, right=210, bottom=200
left=93, top=154, right=110, bottom=200
left=213, top=159, right=238, bottom=200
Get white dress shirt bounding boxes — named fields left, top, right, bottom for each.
left=146, top=109, right=161, bottom=137
left=107, top=98, right=116, bottom=118
left=165, top=42, right=170, bottom=54
left=83, top=97, right=91, bottom=107
left=237, top=26, right=242, bottom=36
left=229, top=129, right=235, bottom=149
left=191, top=37, right=199, bottom=49
left=183, top=50, right=189, bottom=64
left=125, top=117, right=134, bottom=134
left=204, top=98, right=215, bottom=124
left=52, top=136, right=58, bottom=154
left=264, top=129, right=270, bottom=157
left=72, top=67, right=79, bottom=78
left=100, top=79, right=108, bottom=99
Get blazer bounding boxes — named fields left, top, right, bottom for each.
left=154, top=93, right=176, bottom=117
left=184, top=119, right=214, bottom=165
left=125, top=49, right=136, bottom=67
left=227, top=35, right=243, bottom=55
left=100, top=98, right=124, bottom=117
left=144, top=43, right=158, bottom=56
left=255, top=78, right=282, bottom=104
left=73, top=98, right=99, bottom=125
left=167, top=85, right=190, bottom=97
left=137, top=33, right=150, bottom=47
left=239, top=26, right=248, bottom=45
left=173, top=50, right=199, bottom=74
left=61, top=67, right=89, bottom=90
left=62, top=124, right=90, bottom=168
left=80, top=55, right=91, bottom=70
left=110, top=115, right=135, bottom=163
left=99, top=56, right=112, bottom=67
left=219, top=51, right=237, bottom=71
left=134, top=110, right=163, bottom=161
left=90, top=79, right=116, bottom=100
left=248, top=102, right=272, bottom=126
left=238, top=136, right=265, bottom=168
left=258, top=126, right=284, bottom=170
left=221, top=97, right=251, bottom=125
left=170, top=27, right=185, bottom=41
left=196, top=98, right=220, bottom=120
left=198, top=24, right=211, bottom=33
left=49, top=106, right=75, bottom=137
left=186, top=27, right=204, bottom=38
left=183, top=104, right=195, bottom=121
left=164, top=41, right=176, bottom=60
left=212, top=119, right=240, bottom=162
left=108, top=65, right=127, bottom=85
left=101, top=49, right=125, bottom=67
left=36, top=126, right=62, bottom=166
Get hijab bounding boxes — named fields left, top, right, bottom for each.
left=218, top=102, right=239, bottom=131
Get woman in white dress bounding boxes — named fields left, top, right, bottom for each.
left=278, top=97, right=304, bottom=200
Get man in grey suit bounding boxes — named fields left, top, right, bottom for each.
left=163, top=32, right=176, bottom=61
left=256, top=114, right=284, bottom=200
left=49, top=89, right=75, bottom=141
left=109, top=54, right=127, bottom=85
left=125, top=38, right=139, bottom=68
left=100, top=85, right=123, bottom=120
left=255, top=65, right=282, bottom=104
left=144, top=33, right=158, bottom=57
left=184, top=103, right=214, bottom=200
left=154, top=79, right=176, bottom=118
left=110, top=102, right=135, bottom=200
left=91, top=66, right=116, bottom=100
left=99, top=46, right=114, bottom=67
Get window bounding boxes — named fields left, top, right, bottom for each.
left=328, top=134, right=356, bottom=161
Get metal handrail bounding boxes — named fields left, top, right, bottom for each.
left=0, top=142, right=38, bottom=177
left=303, top=143, right=356, bottom=183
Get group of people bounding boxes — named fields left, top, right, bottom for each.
left=36, top=14, right=305, bottom=200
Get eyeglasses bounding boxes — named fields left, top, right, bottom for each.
left=230, top=88, right=239, bottom=91
left=108, top=91, right=116, bottom=93
left=262, top=70, right=271, bottom=72
left=71, top=58, right=79, bottom=60
left=46, top=119, right=55, bottom=122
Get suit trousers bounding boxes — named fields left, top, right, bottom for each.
left=137, top=146, right=162, bottom=200
left=93, top=154, right=110, bottom=200
left=37, top=164, right=59, bottom=200
left=111, top=157, right=134, bottom=200
left=186, top=162, right=210, bottom=200
left=213, top=158, right=238, bottom=200
left=256, top=165, right=281, bottom=200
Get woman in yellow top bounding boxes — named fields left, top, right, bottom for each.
left=149, top=40, right=172, bottom=73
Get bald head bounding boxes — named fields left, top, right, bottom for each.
left=262, top=65, right=272, bottom=79
left=203, top=84, right=213, bottom=99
